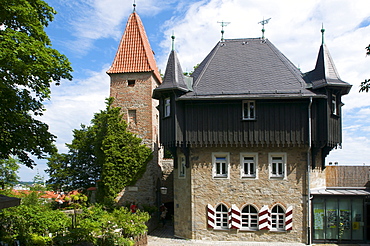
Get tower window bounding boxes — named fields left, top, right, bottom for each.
left=128, top=110, right=137, bottom=125
left=164, top=97, right=170, bottom=117
left=128, top=80, right=135, bottom=86
left=331, top=94, right=338, bottom=115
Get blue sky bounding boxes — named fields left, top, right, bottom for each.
left=20, top=0, right=370, bottom=181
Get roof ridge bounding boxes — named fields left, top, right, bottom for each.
left=192, top=42, right=221, bottom=88
left=265, top=40, right=305, bottom=88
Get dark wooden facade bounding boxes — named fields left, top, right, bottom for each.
left=154, top=38, right=351, bottom=169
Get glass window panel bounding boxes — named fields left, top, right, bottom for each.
left=313, top=199, right=325, bottom=240
left=326, top=199, right=338, bottom=240
left=351, top=198, right=364, bottom=240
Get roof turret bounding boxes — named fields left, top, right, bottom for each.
left=304, top=28, right=351, bottom=94
left=152, top=47, right=189, bottom=99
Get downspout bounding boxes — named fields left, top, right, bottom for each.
left=307, top=97, right=313, bottom=245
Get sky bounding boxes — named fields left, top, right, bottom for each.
left=19, top=0, right=370, bottom=181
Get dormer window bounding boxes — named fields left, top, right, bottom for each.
left=164, top=97, right=171, bottom=117
left=331, top=94, right=338, bottom=115
left=243, top=100, right=255, bottom=120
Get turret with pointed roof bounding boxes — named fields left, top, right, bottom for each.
left=304, top=28, right=351, bottom=95
left=107, top=11, right=161, bottom=83
left=152, top=49, right=190, bottom=99
left=107, top=7, right=164, bottom=209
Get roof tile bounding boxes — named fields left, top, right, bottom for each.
left=106, top=12, right=161, bottom=83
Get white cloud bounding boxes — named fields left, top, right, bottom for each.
left=43, top=66, right=111, bottom=153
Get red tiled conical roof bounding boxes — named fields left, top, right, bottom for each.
left=107, top=12, right=161, bottom=83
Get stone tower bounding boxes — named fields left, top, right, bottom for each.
left=106, top=8, right=164, bottom=208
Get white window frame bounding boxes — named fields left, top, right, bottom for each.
left=178, top=155, right=186, bottom=179
left=240, top=152, right=258, bottom=179
left=242, top=100, right=256, bottom=120
left=164, top=97, right=170, bottom=117
left=215, top=204, right=229, bottom=229
left=241, top=204, right=259, bottom=230
left=212, top=152, right=230, bottom=179
left=331, top=94, right=338, bottom=115
left=269, top=153, right=287, bottom=179
left=271, top=205, right=286, bottom=231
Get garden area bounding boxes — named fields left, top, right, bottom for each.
left=0, top=190, right=150, bottom=246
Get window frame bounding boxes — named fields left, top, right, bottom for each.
left=240, top=204, right=259, bottom=231
left=178, top=155, right=186, bottom=179
left=271, top=205, right=286, bottom=231
left=164, top=97, right=171, bottom=117
left=269, top=153, right=287, bottom=179
left=214, top=204, right=229, bottom=229
left=240, top=152, right=258, bottom=179
left=331, top=93, right=338, bottom=116
left=128, top=109, right=137, bottom=126
left=242, top=100, right=256, bottom=120
left=212, top=152, right=230, bottom=179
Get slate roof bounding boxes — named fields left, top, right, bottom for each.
left=153, top=50, right=190, bottom=99
left=304, top=44, right=351, bottom=94
left=106, top=12, right=162, bottom=83
left=179, top=38, right=320, bottom=100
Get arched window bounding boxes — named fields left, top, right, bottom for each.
left=271, top=205, right=285, bottom=230
left=215, top=204, right=228, bottom=229
left=241, top=204, right=258, bottom=230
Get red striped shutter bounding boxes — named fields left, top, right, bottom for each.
left=207, top=204, right=215, bottom=229
left=258, top=205, right=271, bottom=230
left=285, top=206, right=293, bottom=231
left=228, top=204, right=241, bottom=229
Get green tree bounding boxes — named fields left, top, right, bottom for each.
left=360, top=44, right=370, bottom=92
left=97, top=98, right=152, bottom=204
left=46, top=98, right=152, bottom=205
left=0, top=0, right=73, bottom=167
left=47, top=126, right=100, bottom=191
left=0, top=157, right=20, bottom=189
left=45, top=153, right=72, bottom=191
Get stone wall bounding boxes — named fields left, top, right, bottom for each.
left=310, top=167, right=326, bottom=189
left=174, top=146, right=311, bottom=243
left=110, top=71, right=163, bottom=208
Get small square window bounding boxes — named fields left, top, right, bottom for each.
left=269, top=153, right=287, bottom=179
left=243, top=100, right=255, bottom=120
left=212, top=153, right=229, bottom=178
left=164, top=98, right=170, bottom=117
left=240, top=153, right=258, bottom=178
left=179, top=156, right=186, bottom=178
left=128, top=80, right=135, bottom=86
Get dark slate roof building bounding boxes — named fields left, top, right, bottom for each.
left=153, top=32, right=356, bottom=244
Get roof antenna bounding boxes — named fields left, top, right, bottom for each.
left=321, top=23, right=325, bottom=45
left=258, top=17, right=271, bottom=39
left=217, top=21, right=231, bottom=42
left=133, top=0, right=136, bottom=12
left=171, top=31, right=175, bottom=51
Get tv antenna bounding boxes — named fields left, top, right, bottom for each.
left=217, top=21, right=231, bottom=42
left=258, top=17, right=271, bottom=39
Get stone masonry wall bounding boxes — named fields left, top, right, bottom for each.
left=110, top=72, right=163, bottom=207
left=173, top=151, right=192, bottom=239
left=175, top=146, right=310, bottom=243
